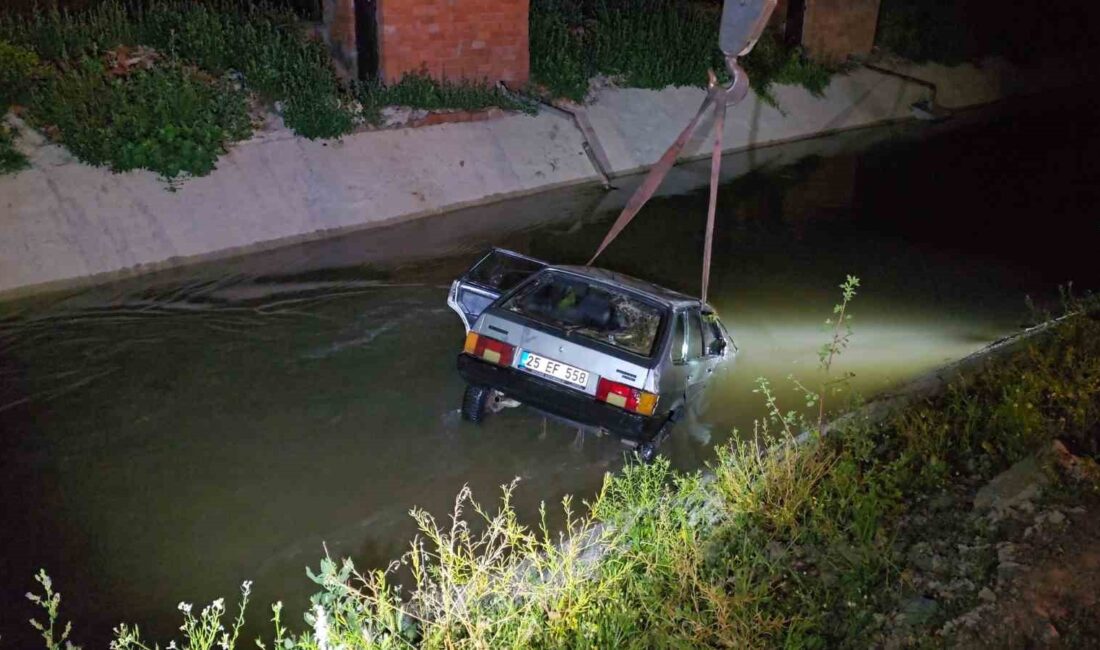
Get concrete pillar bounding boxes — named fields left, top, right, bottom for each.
left=800, top=0, right=881, bottom=63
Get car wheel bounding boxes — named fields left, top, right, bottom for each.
left=461, top=384, right=492, bottom=423
left=636, top=442, right=658, bottom=464
left=635, top=420, right=673, bottom=464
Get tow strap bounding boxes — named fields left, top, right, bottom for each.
left=587, top=59, right=751, bottom=304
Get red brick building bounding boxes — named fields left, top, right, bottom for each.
left=322, top=0, right=876, bottom=84
left=323, top=0, right=530, bottom=84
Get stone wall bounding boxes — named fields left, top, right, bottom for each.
left=377, top=0, right=529, bottom=84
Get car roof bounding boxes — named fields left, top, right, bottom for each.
left=549, top=264, right=702, bottom=309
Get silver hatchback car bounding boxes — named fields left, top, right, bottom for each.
left=448, top=249, right=737, bottom=459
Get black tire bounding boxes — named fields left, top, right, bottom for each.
left=461, top=384, right=491, bottom=423
left=635, top=420, right=672, bottom=464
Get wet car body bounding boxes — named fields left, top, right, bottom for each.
left=448, top=249, right=737, bottom=457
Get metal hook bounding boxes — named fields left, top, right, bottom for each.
left=720, top=55, right=751, bottom=106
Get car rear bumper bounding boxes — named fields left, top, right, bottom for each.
left=457, top=354, right=666, bottom=441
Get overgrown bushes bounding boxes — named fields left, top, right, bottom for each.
left=875, top=0, right=1100, bottom=65
left=529, top=0, right=837, bottom=104
left=28, top=57, right=252, bottom=179
left=0, top=39, right=40, bottom=173
left=0, top=122, right=28, bottom=174
left=0, top=1, right=539, bottom=178
left=1, top=0, right=842, bottom=179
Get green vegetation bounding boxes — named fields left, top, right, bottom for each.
left=529, top=0, right=837, bottom=105
left=0, top=39, right=40, bottom=173
left=24, top=284, right=1100, bottom=648
left=0, top=0, right=841, bottom=179
left=0, top=0, right=356, bottom=177
left=0, top=120, right=28, bottom=174
left=876, top=0, right=1100, bottom=65
left=0, top=1, right=532, bottom=179
left=356, top=73, right=537, bottom=124
left=28, top=57, right=252, bottom=179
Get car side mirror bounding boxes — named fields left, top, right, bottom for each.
left=709, top=338, right=727, bottom=356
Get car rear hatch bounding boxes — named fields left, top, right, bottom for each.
left=468, top=270, right=668, bottom=416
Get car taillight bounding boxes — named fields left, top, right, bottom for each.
left=463, top=332, right=515, bottom=367
left=596, top=377, right=658, bottom=416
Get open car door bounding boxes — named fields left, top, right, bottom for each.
left=447, top=248, right=547, bottom=332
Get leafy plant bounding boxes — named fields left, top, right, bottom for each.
left=26, top=569, right=80, bottom=650
left=28, top=56, right=252, bottom=179
left=1, top=39, right=43, bottom=109
left=1, top=39, right=37, bottom=175
left=111, top=581, right=253, bottom=650
left=528, top=0, right=838, bottom=106
left=0, top=122, right=29, bottom=174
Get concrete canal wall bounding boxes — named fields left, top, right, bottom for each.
left=0, top=58, right=1077, bottom=298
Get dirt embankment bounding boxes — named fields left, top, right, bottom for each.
left=880, top=436, right=1100, bottom=649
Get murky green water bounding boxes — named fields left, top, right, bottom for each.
left=2, top=102, right=1097, bottom=645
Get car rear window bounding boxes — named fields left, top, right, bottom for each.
left=502, top=272, right=665, bottom=356
left=466, top=251, right=545, bottom=292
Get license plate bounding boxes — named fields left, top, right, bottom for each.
left=519, top=351, right=590, bottom=388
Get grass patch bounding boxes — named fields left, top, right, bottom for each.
left=26, top=286, right=1100, bottom=648
left=356, top=73, right=537, bottom=123
left=530, top=0, right=837, bottom=105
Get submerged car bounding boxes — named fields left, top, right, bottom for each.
left=447, top=249, right=737, bottom=460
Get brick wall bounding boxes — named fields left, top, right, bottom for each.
left=800, top=0, right=881, bottom=63
left=377, top=0, right=530, bottom=85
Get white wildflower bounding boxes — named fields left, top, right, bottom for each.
left=241, top=580, right=253, bottom=596
left=177, top=602, right=193, bottom=615
left=312, top=603, right=331, bottom=650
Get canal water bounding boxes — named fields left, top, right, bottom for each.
left=2, top=99, right=1097, bottom=646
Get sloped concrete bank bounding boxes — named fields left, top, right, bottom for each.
left=0, top=58, right=1076, bottom=298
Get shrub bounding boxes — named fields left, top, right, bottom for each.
left=874, top=0, right=974, bottom=65
left=28, top=56, right=252, bottom=179
left=0, top=1, right=136, bottom=62
left=528, top=0, right=837, bottom=105
left=135, top=0, right=358, bottom=139
left=1, top=1, right=359, bottom=140
left=0, top=39, right=44, bottom=109
left=0, top=122, right=29, bottom=174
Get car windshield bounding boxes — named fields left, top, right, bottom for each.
left=503, top=272, right=665, bottom=356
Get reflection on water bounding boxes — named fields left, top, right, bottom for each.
left=1, top=102, right=1097, bottom=646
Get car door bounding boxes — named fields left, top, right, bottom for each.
left=447, top=249, right=547, bottom=332
left=683, top=307, right=712, bottom=406
left=660, top=309, right=691, bottom=414
left=659, top=308, right=709, bottom=414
